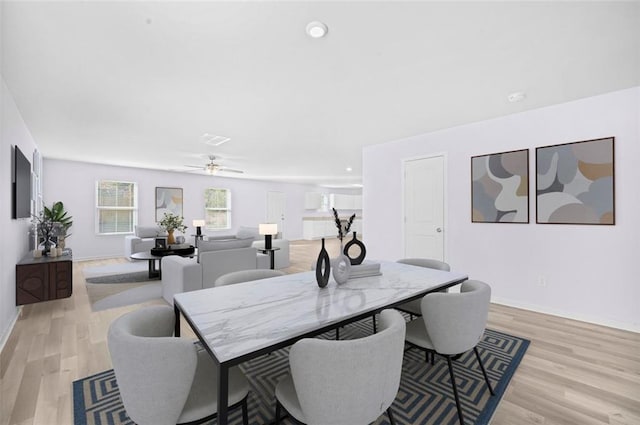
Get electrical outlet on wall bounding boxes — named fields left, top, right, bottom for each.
left=537, top=276, right=547, bottom=287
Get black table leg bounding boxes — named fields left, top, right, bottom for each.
left=148, top=259, right=160, bottom=278
left=174, top=304, right=181, bottom=337
left=218, top=364, right=229, bottom=425
left=270, top=251, right=275, bottom=270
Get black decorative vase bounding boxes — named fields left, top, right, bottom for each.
left=315, top=238, right=331, bottom=288
left=343, top=231, right=366, bottom=265
left=42, top=238, right=52, bottom=256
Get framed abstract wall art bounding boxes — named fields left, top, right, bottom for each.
left=155, top=187, right=183, bottom=221
left=536, top=137, right=614, bottom=225
left=471, top=149, right=529, bottom=223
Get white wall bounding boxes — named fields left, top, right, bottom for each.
left=0, top=76, right=39, bottom=347
left=42, top=159, right=355, bottom=260
left=363, top=87, right=640, bottom=332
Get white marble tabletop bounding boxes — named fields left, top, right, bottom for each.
left=174, top=261, right=467, bottom=364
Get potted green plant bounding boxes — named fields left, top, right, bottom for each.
left=43, top=201, right=73, bottom=249
left=158, top=213, right=187, bottom=245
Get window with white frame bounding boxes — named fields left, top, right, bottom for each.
left=204, top=188, right=231, bottom=230
left=96, top=180, right=137, bottom=234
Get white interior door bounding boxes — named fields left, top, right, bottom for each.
left=267, top=191, right=286, bottom=238
left=404, top=156, right=445, bottom=260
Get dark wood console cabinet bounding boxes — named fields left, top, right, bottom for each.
left=16, top=254, right=73, bottom=305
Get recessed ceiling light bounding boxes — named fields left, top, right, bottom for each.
left=507, top=92, right=526, bottom=103
left=346, top=167, right=353, bottom=172
left=306, top=21, right=328, bottom=39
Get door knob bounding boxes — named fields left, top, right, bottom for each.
left=436, top=227, right=442, bottom=233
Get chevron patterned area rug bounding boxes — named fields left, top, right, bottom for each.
left=73, top=322, right=528, bottom=425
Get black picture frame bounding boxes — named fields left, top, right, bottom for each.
left=155, top=238, right=167, bottom=249
left=471, top=148, right=530, bottom=223
left=155, top=187, right=183, bottom=222
left=536, top=137, right=615, bottom=225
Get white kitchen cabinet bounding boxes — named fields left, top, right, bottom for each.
left=303, top=217, right=363, bottom=240
left=304, top=192, right=323, bottom=210
left=321, top=220, right=336, bottom=239
left=303, top=219, right=345, bottom=240
left=329, top=193, right=362, bottom=210
left=303, top=220, right=328, bottom=240
left=303, top=220, right=316, bottom=240
left=329, top=194, right=342, bottom=209
left=351, top=218, right=362, bottom=235
left=353, top=195, right=362, bottom=210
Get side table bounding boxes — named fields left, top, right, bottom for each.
left=257, top=247, right=280, bottom=270
left=192, top=234, right=205, bottom=248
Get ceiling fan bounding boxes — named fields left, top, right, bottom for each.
left=183, top=155, right=244, bottom=175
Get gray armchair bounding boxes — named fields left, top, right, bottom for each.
left=396, top=258, right=451, bottom=317
left=274, top=309, right=406, bottom=425
left=107, top=305, right=250, bottom=425
left=404, top=280, right=495, bottom=425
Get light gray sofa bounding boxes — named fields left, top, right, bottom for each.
left=124, top=225, right=167, bottom=259
left=206, top=226, right=290, bottom=270
left=162, top=239, right=270, bottom=305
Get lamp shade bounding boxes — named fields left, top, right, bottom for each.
left=192, top=219, right=206, bottom=227
left=259, top=223, right=278, bottom=235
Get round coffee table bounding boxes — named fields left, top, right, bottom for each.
left=130, top=249, right=197, bottom=278
left=130, top=251, right=163, bottom=278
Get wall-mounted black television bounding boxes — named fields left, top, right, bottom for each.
left=12, top=145, right=32, bottom=219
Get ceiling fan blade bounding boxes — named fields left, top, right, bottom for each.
left=218, top=168, right=244, bottom=174
left=170, top=168, right=204, bottom=173
left=184, top=164, right=204, bottom=169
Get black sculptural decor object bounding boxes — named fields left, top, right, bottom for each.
left=315, top=238, right=331, bottom=288
left=331, top=208, right=356, bottom=244
left=344, top=231, right=366, bottom=265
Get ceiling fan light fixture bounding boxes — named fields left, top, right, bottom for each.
left=306, top=21, right=328, bottom=39
left=206, top=164, right=219, bottom=175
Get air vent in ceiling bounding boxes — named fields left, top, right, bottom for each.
left=202, top=133, right=231, bottom=146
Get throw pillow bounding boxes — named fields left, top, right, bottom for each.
left=236, top=226, right=259, bottom=240
left=135, top=225, right=166, bottom=238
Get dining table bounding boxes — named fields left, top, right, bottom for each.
left=173, top=260, right=468, bottom=425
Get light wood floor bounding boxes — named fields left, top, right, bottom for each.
left=1, top=238, right=639, bottom=425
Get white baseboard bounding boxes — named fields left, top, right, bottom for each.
left=492, top=296, right=640, bottom=334
left=0, top=307, right=21, bottom=355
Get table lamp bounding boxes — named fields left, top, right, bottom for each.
left=259, top=223, right=278, bottom=250
left=192, top=219, right=205, bottom=248
left=193, top=219, right=205, bottom=236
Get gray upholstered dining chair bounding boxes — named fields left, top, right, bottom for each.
left=404, top=280, right=495, bottom=425
left=107, top=305, right=250, bottom=425
left=274, top=309, right=406, bottom=425
left=396, top=258, right=451, bottom=317
left=214, top=269, right=285, bottom=286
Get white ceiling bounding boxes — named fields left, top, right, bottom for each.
left=2, top=1, right=639, bottom=187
